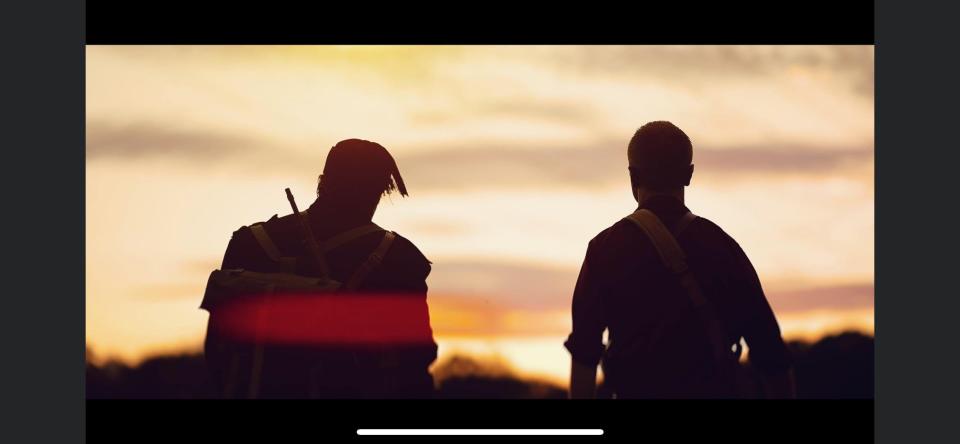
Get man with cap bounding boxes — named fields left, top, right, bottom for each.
left=205, top=139, right=437, bottom=398
left=565, top=122, right=796, bottom=399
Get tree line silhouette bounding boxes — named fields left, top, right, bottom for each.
left=86, top=331, right=872, bottom=399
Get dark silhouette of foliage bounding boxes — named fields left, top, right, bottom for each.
left=86, top=331, right=873, bottom=399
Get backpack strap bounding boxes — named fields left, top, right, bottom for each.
left=321, top=223, right=384, bottom=253
left=249, top=223, right=282, bottom=261
left=343, top=231, right=397, bottom=291
left=673, top=210, right=699, bottom=237
left=252, top=212, right=391, bottom=285
left=293, top=209, right=380, bottom=276
left=624, top=209, right=733, bottom=365
left=249, top=223, right=297, bottom=272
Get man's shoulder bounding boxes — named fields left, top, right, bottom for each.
left=225, top=212, right=303, bottom=256
left=588, top=217, right=639, bottom=249
left=356, top=229, right=432, bottom=285
left=385, top=231, right=431, bottom=268
left=234, top=212, right=302, bottom=243
left=230, top=212, right=296, bottom=234
left=259, top=212, right=299, bottom=231
left=586, top=211, right=733, bottom=249
left=687, top=214, right=740, bottom=247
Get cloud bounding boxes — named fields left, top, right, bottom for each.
left=398, top=142, right=873, bottom=190
left=428, top=260, right=579, bottom=311
left=428, top=260, right=873, bottom=315
left=539, top=45, right=874, bottom=98
left=87, top=45, right=873, bottom=187
left=409, top=98, right=601, bottom=127
left=94, top=46, right=872, bottom=96
left=86, top=121, right=257, bottom=161
left=134, top=282, right=207, bottom=301
left=86, top=119, right=872, bottom=192
left=767, top=283, right=874, bottom=313
left=426, top=260, right=873, bottom=336
left=400, top=219, right=472, bottom=237
left=85, top=120, right=328, bottom=173
left=694, top=146, right=872, bottom=173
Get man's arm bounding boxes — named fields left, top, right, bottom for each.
left=728, top=237, right=796, bottom=399
left=367, top=237, right=438, bottom=368
left=569, top=360, right=598, bottom=399
left=564, top=241, right=607, bottom=399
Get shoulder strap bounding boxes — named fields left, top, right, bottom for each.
left=291, top=209, right=382, bottom=275
left=673, top=210, right=699, bottom=238
left=249, top=224, right=282, bottom=261
left=321, top=223, right=384, bottom=253
left=343, top=231, right=397, bottom=291
left=625, top=210, right=693, bottom=277
left=624, top=209, right=733, bottom=364
left=248, top=224, right=297, bottom=271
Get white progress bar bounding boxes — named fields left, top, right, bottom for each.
left=357, top=429, right=604, bottom=436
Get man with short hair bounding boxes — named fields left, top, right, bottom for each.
left=204, top=139, right=437, bottom=399
left=565, top=121, right=795, bottom=399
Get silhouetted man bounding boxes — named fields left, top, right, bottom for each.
left=203, top=139, right=437, bottom=399
left=565, top=122, right=796, bottom=399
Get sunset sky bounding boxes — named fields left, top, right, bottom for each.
left=86, top=45, right=874, bottom=384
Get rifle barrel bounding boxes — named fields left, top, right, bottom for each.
left=285, top=188, right=300, bottom=214
left=284, top=187, right=329, bottom=276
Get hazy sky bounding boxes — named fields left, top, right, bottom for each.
left=86, top=46, right=874, bottom=383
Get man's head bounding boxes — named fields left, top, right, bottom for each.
left=317, top=139, right=408, bottom=214
left=627, top=121, right=694, bottom=201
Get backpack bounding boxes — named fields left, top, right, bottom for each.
left=606, top=208, right=760, bottom=398
left=200, top=190, right=398, bottom=398
left=200, top=219, right=396, bottom=312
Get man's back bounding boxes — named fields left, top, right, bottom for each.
left=220, top=200, right=432, bottom=294
left=565, top=195, right=791, bottom=398
left=205, top=198, right=437, bottom=398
